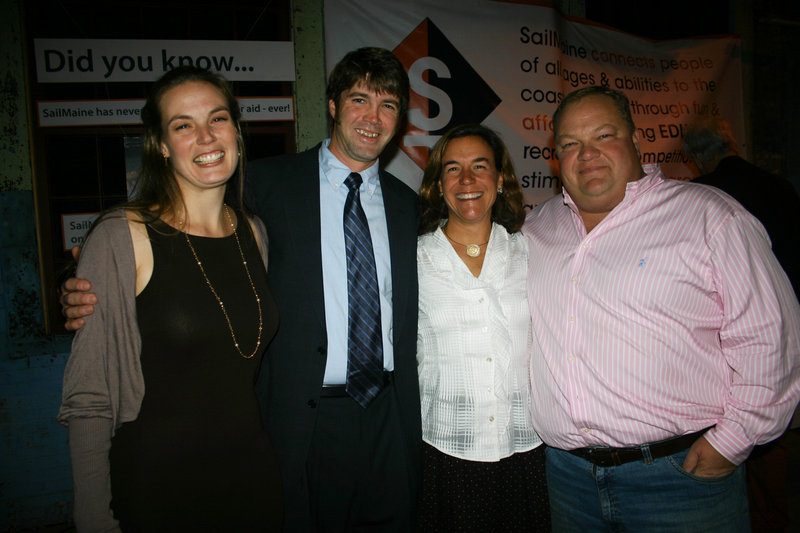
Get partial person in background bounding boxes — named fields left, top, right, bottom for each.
left=416, top=124, right=550, bottom=532
left=524, top=86, right=800, bottom=532
left=683, top=117, right=800, bottom=296
left=58, top=66, right=282, bottom=531
left=684, top=117, right=800, bottom=533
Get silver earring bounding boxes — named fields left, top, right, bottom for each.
left=497, top=187, right=503, bottom=194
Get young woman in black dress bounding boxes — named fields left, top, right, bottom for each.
left=59, top=66, right=282, bottom=532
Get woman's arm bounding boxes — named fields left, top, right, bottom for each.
left=67, top=418, right=119, bottom=532
left=58, top=212, right=144, bottom=532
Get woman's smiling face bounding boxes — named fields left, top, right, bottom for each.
left=440, top=135, right=503, bottom=229
left=159, top=80, right=239, bottom=195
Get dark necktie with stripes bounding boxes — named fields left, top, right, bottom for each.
left=343, top=172, right=384, bottom=407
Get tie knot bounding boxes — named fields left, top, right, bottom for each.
left=345, top=172, right=363, bottom=192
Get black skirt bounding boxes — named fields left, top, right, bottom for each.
left=419, top=443, right=551, bottom=532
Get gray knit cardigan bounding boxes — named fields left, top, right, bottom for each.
left=57, top=211, right=269, bottom=532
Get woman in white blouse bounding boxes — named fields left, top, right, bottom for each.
left=416, top=124, right=549, bottom=531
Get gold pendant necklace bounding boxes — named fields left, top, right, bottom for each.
left=183, top=205, right=263, bottom=359
left=443, top=229, right=489, bottom=258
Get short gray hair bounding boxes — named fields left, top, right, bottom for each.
left=553, top=86, right=636, bottom=138
left=682, top=118, right=736, bottom=165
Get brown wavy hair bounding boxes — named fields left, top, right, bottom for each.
left=418, top=124, right=525, bottom=235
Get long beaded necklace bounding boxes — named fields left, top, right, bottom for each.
left=182, top=205, right=263, bottom=359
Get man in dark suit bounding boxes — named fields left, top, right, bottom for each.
left=61, top=48, right=421, bottom=531
left=247, top=47, right=421, bottom=531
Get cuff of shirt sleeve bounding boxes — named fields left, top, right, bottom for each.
left=702, top=424, right=752, bottom=465
left=68, top=417, right=121, bottom=532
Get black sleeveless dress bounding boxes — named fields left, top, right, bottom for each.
left=109, top=211, right=282, bottom=531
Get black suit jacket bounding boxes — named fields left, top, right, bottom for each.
left=247, top=146, right=421, bottom=529
left=694, top=155, right=800, bottom=296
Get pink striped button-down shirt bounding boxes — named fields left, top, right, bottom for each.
left=524, top=164, right=800, bottom=464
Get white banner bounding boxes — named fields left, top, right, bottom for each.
left=34, top=39, right=295, bottom=83
left=38, top=97, right=295, bottom=127
left=325, top=0, right=744, bottom=207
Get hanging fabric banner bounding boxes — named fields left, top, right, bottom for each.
left=325, top=0, right=743, bottom=207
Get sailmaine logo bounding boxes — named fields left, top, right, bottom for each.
left=393, top=18, right=501, bottom=170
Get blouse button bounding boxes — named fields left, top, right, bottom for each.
left=489, top=416, right=495, bottom=422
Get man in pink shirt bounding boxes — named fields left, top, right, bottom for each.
left=523, top=86, right=800, bottom=531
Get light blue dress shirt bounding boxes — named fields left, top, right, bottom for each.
left=319, top=139, right=394, bottom=384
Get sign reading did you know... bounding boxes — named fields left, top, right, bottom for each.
left=325, top=0, right=743, bottom=207
left=34, top=39, right=297, bottom=127
left=34, top=39, right=295, bottom=82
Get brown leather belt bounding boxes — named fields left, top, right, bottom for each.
left=320, top=385, right=349, bottom=397
left=567, top=428, right=708, bottom=467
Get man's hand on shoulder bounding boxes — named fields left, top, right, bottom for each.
left=681, top=435, right=737, bottom=478
left=61, top=246, right=96, bottom=331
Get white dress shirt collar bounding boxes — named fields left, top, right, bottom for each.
left=319, top=138, right=381, bottom=198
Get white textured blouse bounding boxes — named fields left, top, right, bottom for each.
left=417, top=223, right=542, bottom=462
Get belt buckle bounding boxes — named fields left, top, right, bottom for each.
left=582, top=446, right=640, bottom=467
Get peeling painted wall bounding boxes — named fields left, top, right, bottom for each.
left=0, top=0, right=31, bottom=193
left=1, top=0, right=74, bottom=529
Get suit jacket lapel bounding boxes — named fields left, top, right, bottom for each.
left=380, top=170, right=416, bottom=342
left=281, top=148, right=327, bottom=333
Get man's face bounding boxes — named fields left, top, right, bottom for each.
left=555, top=94, right=643, bottom=222
left=328, top=82, right=401, bottom=172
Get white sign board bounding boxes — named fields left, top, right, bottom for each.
left=38, top=97, right=295, bottom=127
left=62, top=213, right=99, bottom=251
left=239, top=97, right=295, bottom=121
left=34, top=39, right=295, bottom=82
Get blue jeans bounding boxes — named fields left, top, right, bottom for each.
left=546, top=446, right=749, bottom=532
